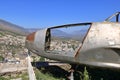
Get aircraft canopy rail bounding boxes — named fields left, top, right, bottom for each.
left=49, top=23, right=92, bottom=29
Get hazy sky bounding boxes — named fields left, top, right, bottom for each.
left=0, top=0, right=120, bottom=28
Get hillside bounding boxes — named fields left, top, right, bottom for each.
left=0, top=19, right=29, bottom=36
left=0, top=29, right=30, bottom=79
left=0, top=19, right=36, bottom=59
left=0, top=30, right=26, bottom=58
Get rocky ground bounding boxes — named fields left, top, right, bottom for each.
left=0, top=30, right=72, bottom=80
left=0, top=30, right=29, bottom=79
left=0, top=30, right=26, bottom=59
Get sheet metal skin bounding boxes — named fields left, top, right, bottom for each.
left=26, top=22, right=120, bottom=69
left=76, top=22, right=120, bottom=68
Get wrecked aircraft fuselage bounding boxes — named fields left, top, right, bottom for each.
left=26, top=12, right=120, bottom=69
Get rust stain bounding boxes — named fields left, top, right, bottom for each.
left=26, top=32, right=36, bottom=42
left=74, top=25, right=92, bottom=58
left=74, top=46, right=82, bottom=57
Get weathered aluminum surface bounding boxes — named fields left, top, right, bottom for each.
left=76, top=22, right=120, bottom=67
left=26, top=22, right=120, bottom=68
left=34, top=29, right=48, bottom=50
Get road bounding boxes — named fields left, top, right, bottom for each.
left=0, top=60, right=27, bottom=74
left=0, top=55, right=37, bottom=80
left=27, top=54, right=36, bottom=80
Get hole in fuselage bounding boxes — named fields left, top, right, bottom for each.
left=45, top=24, right=91, bottom=56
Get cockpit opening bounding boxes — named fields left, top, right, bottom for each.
left=45, top=23, right=91, bottom=56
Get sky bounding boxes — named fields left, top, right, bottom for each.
left=0, top=0, right=120, bottom=28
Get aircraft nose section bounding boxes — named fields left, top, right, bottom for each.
left=26, top=29, right=48, bottom=53
left=26, top=32, right=36, bottom=42
left=26, top=32, right=36, bottom=51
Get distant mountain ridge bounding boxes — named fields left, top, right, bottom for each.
left=51, top=29, right=87, bottom=42
left=0, top=19, right=29, bottom=36
left=0, top=19, right=87, bottom=41
left=26, top=28, right=41, bottom=33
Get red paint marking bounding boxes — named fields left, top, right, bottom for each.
left=26, top=32, right=36, bottom=42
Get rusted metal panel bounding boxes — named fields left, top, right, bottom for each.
left=25, top=29, right=48, bottom=54
left=26, top=32, right=36, bottom=42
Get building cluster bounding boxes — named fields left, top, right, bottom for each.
left=0, top=31, right=26, bottom=62
left=49, top=39, right=81, bottom=55
left=0, top=33, right=25, bottom=47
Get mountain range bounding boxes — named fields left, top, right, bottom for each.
left=51, top=29, right=87, bottom=41
left=0, top=19, right=29, bottom=35
left=0, top=19, right=87, bottom=41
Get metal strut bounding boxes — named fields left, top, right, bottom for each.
left=105, top=12, right=120, bottom=22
